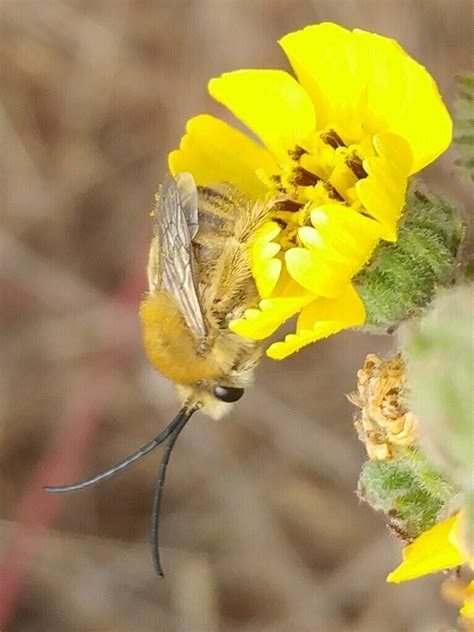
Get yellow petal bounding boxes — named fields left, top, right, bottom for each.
left=285, top=248, right=340, bottom=297
left=356, top=132, right=412, bottom=241
left=229, top=293, right=314, bottom=341
left=168, top=114, right=276, bottom=199
left=280, top=23, right=452, bottom=172
left=280, top=23, right=368, bottom=134
left=387, top=514, right=465, bottom=584
left=266, top=284, right=366, bottom=359
left=308, top=203, right=383, bottom=263
left=209, top=70, right=316, bottom=159
left=296, top=282, right=366, bottom=331
left=448, top=511, right=474, bottom=567
left=250, top=221, right=282, bottom=298
left=285, top=204, right=382, bottom=296
left=254, top=259, right=282, bottom=300
left=354, top=27, right=452, bottom=172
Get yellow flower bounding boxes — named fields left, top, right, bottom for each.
left=387, top=514, right=471, bottom=583
left=169, top=23, right=452, bottom=359
left=388, top=513, right=474, bottom=621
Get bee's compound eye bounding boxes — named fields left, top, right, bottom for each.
left=213, top=385, right=245, bottom=403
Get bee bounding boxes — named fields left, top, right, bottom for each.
left=45, top=172, right=271, bottom=575
left=140, top=172, right=268, bottom=418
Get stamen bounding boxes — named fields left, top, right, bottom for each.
left=324, top=182, right=345, bottom=202
left=346, top=154, right=368, bottom=179
left=320, top=130, right=346, bottom=149
left=288, top=145, right=308, bottom=160
left=275, top=199, right=304, bottom=212
left=271, top=174, right=286, bottom=192
left=292, top=166, right=321, bottom=187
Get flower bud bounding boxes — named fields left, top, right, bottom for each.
left=358, top=447, right=458, bottom=541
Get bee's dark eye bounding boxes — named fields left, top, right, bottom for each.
left=213, top=385, right=245, bottom=403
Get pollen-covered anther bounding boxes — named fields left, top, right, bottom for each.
left=288, top=145, right=308, bottom=160
left=320, top=129, right=346, bottom=149
left=274, top=199, right=304, bottom=212
left=291, top=166, right=321, bottom=186
left=324, top=182, right=345, bottom=201
left=346, top=153, right=368, bottom=179
left=270, top=174, right=285, bottom=193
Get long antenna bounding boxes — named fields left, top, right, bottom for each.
left=44, top=408, right=192, bottom=493
left=151, top=411, right=192, bottom=577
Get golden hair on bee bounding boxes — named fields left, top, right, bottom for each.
left=45, top=172, right=272, bottom=576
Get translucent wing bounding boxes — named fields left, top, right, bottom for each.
left=175, top=172, right=199, bottom=239
left=148, top=173, right=207, bottom=342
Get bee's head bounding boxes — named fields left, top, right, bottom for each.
left=173, top=338, right=261, bottom=418
left=176, top=381, right=245, bottom=419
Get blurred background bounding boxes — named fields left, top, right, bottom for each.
left=0, top=1, right=472, bottom=631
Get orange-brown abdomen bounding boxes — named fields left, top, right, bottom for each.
left=140, top=291, right=231, bottom=385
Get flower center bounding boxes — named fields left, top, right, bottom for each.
left=265, top=127, right=371, bottom=248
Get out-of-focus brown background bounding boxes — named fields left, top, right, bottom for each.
left=0, top=1, right=472, bottom=631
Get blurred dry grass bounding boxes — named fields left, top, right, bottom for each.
left=0, top=1, right=472, bottom=631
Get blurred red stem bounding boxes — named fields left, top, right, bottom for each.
left=0, top=251, right=146, bottom=630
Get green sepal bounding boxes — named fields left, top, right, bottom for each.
left=358, top=447, right=459, bottom=541
left=355, top=183, right=465, bottom=332
left=454, top=73, right=474, bottom=180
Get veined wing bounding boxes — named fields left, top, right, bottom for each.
left=149, top=173, right=207, bottom=342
